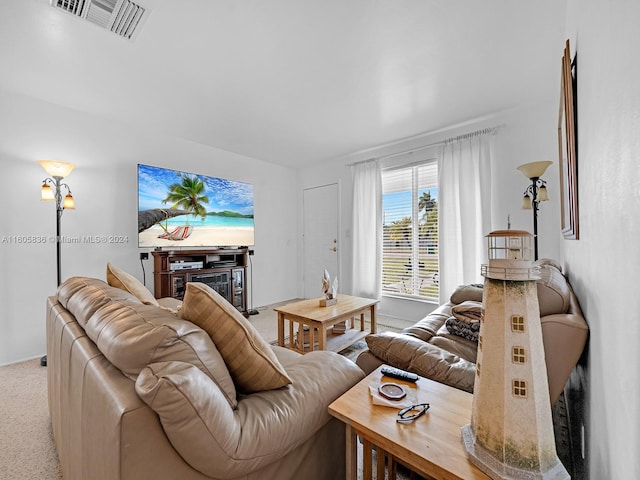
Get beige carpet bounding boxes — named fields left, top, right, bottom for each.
left=0, top=303, right=413, bottom=480
left=0, top=358, right=63, bottom=480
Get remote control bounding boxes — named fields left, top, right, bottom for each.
left=381, top=366, right=419, bottom=383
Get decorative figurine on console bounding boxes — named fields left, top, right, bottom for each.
left=461, top=230, right=568, bottom=479
left=319, top=269, right=338, bottom=307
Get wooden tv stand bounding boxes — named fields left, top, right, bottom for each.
left=152, top=248, right=248, bottom=315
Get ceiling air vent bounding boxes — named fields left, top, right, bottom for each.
left=51, top=0, right=148, bottom=40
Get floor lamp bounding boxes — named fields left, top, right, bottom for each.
left=517, top=160, right=551, bottom=261
left=39, top=160, right=75, bottom=366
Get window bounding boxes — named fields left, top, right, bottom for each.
left=511, top=315, right=525, bottom=332
left=513, top=379, right=527, bottom=398
left=381, top=162, right=438, bottom=300
left=512, top=346, right=526, bottom=364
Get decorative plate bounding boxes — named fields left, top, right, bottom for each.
left=378, top=382, right=407, bottom=401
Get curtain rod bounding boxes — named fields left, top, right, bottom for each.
left=347, top=124, right=504, bottom=166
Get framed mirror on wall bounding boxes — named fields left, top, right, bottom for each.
left=558, top=39, right=579, bottom=240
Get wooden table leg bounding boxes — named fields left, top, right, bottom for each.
left=288, top=318, right=294, bottom=349
left=318, top=323, right=326, bottom=351
left=277, top=312, right=284, bottom=346
left=345, top=425, right=357, bottom=480
left=370, top=305, right=377, bottom=333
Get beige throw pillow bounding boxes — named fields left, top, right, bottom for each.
left=180, top=282, right=292, bottom=393
left=106, top=262, right=159, bottom=306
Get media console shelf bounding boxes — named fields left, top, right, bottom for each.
left=152, top=248, right=248, bottom=316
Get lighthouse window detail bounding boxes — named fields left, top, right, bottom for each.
left=512, top=347, right=526, bottom=364
left=511, top=315, right=525, bottom=332
left=513, top=379, right=527, bottom=397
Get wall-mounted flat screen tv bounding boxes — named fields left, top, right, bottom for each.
left=138, top=164, right=254, bottom=248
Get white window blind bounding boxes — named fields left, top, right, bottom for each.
left=381, top=162, right=439, bottom=300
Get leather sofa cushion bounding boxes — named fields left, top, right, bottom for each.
left=58, top=276, right=142, bottom=328
left=450, top=284, right=484, bottom=304
left=136, top=353, right=364, bottom=478
left=57, top=276, right=238, bottom=408
left=365, top=332, right=475, bottom=393
left=430, top=329, right=478, bottom=363
left=180, top=282, right=292, bottom=393
left=106, top=262, right=159, bottom=306
left=401, top=302, right=451, bottom=342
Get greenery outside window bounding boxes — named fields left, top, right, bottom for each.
left=381, top=162, right=438, bottom=301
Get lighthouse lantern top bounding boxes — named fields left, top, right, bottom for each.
left=482, top=230, right=537, bottom=280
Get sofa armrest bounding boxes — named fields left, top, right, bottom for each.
left=364, top=332, right=476, bottom=393
left=541, top=312, right=589, bottom=404
left=136, top=353, right=363, bottom=478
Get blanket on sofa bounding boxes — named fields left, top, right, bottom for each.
left=446, top=301, right=482, bottom=342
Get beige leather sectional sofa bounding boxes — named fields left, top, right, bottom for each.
left=46, top=275, right=364, bottom=480
left=357, top=259, right=589, bottom=405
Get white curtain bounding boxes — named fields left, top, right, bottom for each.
left=438, top=134, right=495, bottom=303
left=351, top=160, right=382, bottom=299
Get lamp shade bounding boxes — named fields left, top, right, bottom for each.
left=537, top=186, right=549, bottom=202
left=41, top=182, right=55, bottom=200
left=63, top=194, right=75, bottom=209
left=522, top=194, right=532, bottom=210
left=39, top=160, right=75, bottom=178
left=517, top=161, right=552, bottom=179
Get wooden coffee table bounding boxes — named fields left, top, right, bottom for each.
left=274, top=294, right=378, bottom=354
left=328, top=366, right=489, bottom=480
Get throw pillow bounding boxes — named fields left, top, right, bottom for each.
left=180, top=282, right=292, bottom=393
left=106, top=262, right=159, bottom=306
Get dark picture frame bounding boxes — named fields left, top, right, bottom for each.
left=558, top=39, right=579, bottom=239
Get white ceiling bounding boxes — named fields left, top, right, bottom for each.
left=0, top=0, right=567, bottom=168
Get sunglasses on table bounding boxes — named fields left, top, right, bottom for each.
left=396, top=403, right=430, bottom=423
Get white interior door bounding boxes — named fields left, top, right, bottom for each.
left=303, top=183, right=339, bottom=299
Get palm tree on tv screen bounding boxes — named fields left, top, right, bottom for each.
left=163, top=173, right=209, bottom=220
left=158, top=174, right=209, bottom=240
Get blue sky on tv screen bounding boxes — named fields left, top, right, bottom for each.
left=138, top=164, right=254, bottom=216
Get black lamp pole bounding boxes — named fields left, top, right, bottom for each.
left=41, top=175, right=72, bottom=366
left=53, top=176, right=64, bottom=287
left=530, top=176, right=540, bottom=261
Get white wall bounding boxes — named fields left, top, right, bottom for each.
left=564, top=1, right=640, bottom=477
left=0, top=89, right=299, bottom=365
left=298, top=99, right=562, bottom=322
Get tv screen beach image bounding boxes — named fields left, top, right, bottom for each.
left=137, top=164, right=255, bottom=248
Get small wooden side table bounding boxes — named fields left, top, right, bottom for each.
left=328, top=366, right=489, bottom=480
left=273, top=294, right=378, bottom=354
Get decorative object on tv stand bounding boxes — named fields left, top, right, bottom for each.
left=517, top=160, right=551, bottom=261
left=39, top=159, right=76, bottom=367
left=319, top=269, right=338, bottom=307
left=461, top=230, right=568, bottom=480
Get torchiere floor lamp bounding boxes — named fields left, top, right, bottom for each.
left=517, top=161, right=551, bottom=261
left=39, top=160, right=75, bottom=367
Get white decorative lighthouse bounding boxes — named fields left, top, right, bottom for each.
left=461, top=230, right=569, bottom=479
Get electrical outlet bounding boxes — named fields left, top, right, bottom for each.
left=248, top=249, right=255, bottom=256
left=140, top=252, right=149, bottom=260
